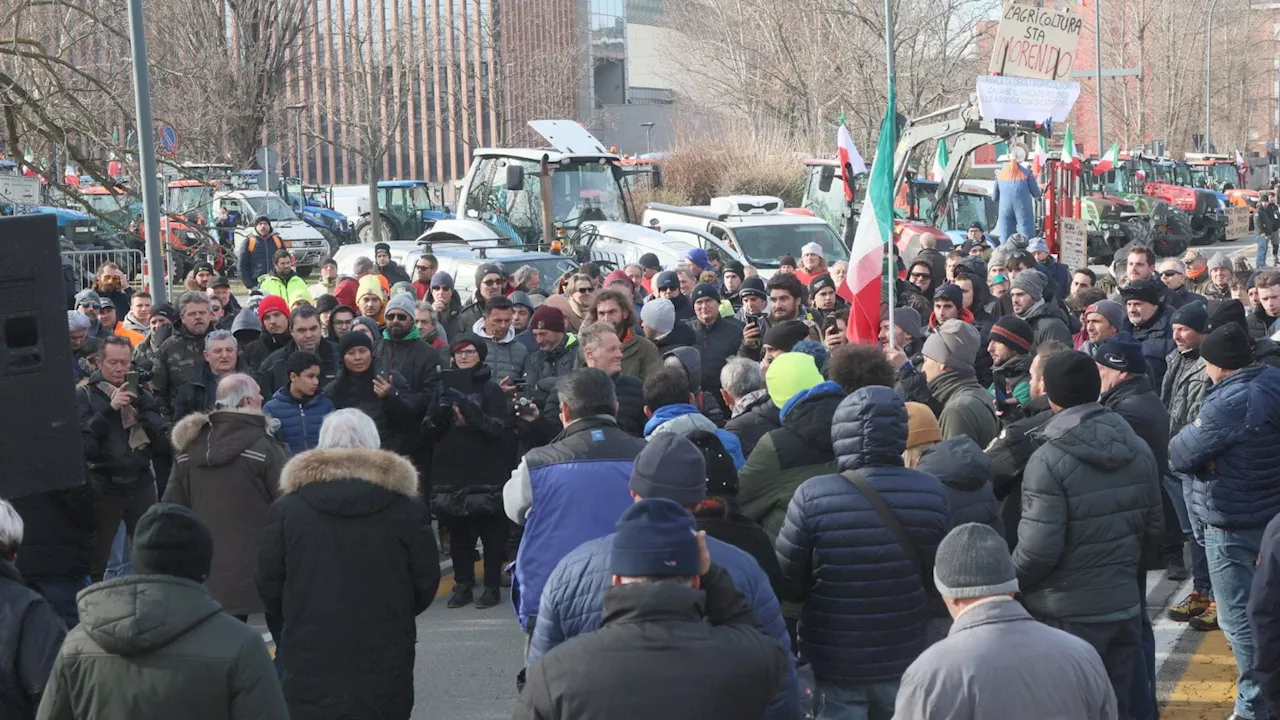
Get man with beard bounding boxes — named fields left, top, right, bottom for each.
left=1010, top=270, right=1073, bottom=348
left=377, top=292, right=442, bottom=462
left=238, top=216, right=286, bottom=292
left=740, top=273, right=811, bottom=362
left=588, top=287, right=662, bottom=381
left=686, top=284, right=744, bottom=412
left=458, top=263, right=508, bottom=331
left=243, top=295, right=293, bottom=371
left=257, top=305, right=338, bottom=396
left=988, top=315, right=1035, bottom=406
left=721, top=261, right=746, bottom=310
left=373, top=242, right=412, bottom=285
left=1081, top=299, right=1124, bottom=355
left=93, top=263, right=133, bottom=316
left=309, top=257, right=340, bottom=299
left=1120, top=277, right=1176, bottom=388
left=206, top=276, right=240, bottom=330
left=1158, top=259, right=1205, bottom=310
left=152, top=292, right=214, bottom=418
left=921, top=319, right=999, bottom=448
left=76, top=289, right=111, bottom=341
left=258, top=250, right=310, bottom=308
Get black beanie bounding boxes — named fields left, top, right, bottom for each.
left=762, top=319, right=811, bottom=351
left=1171, top=302, right=1209, bottom=334
left=450, top=332, right=489, bottom=365
left=338, top=330, right=375, bottom=357
left=690, top=282, right=722, bottom=303
left=685, top=430, right=739, bottom=497
left=723, top=260, right=745, bottom=278
left=1201, top=324, right=1253, bottom=370
left=315, top=294, right=339, bottom=315
left=132, top=504, right=213, bottom=583
left=1043, top=350, right=1101, bottom=409
left=1206, top=299, right=1248, bottom=335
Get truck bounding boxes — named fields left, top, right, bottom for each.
left=210, top=190, right=331, bottom=279
left=331, top=180, right=451, bottom=243
left=280, top=177, right=354, bottom=248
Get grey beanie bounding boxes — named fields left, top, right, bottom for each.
left=509, top=291, right=535, bottom=311
left=1011, top=268, right=1048, bottom=302
left=1085, top=299, right=1125, bottom=332
left=231, top=306, right=263, bottom=337
left=881, top=305, right=924, bottom=342
left=385, top=292, right=416, bottom=318
left=630, top=433, right=708, bottom=507
left=1208, top=252, right=1233, bottom=271
left=640, top=297, right=676, bottom=336
left=933, top=523, right=1020, bottom=599
left=921, top=318, right=980, bottom=373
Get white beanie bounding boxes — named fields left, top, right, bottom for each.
left=801, top=242, right=823, bottom=257
left=640, top=298, right=676, bottom=336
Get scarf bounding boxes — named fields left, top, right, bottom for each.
left=97, top=381, right=149, bottom=450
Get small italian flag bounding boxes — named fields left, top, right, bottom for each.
left=837, top=114, right=867, bottom=202
left=1032, top=135, right=1049, bottom=176
left=21, top=148, right=36, bottom=177
left=1093, top=142, right=1119, bottom=175
left=64, top=163, right=80, bottom=187
left=930, top=140, right=950, bottom=182
left=1062, top=127, right=1080, bottom=172
left=845, top=76, right=897, bottom=345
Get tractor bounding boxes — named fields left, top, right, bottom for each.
left=1079, top=158, right=1191, bottom=258
left=1134, top=157, right=1226, bottom=245
left=333, top=181, right=451, bottom=244
left=280, top=177, right=354, bottom=248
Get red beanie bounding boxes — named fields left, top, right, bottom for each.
left=529, top=305, right=566, bottom=333
left=257, top=294, right=291, bottom=324
left=605, top=269, right=633, bottom=289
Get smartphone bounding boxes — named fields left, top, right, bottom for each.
left=993, top=380, right=1008, bottom=405
left=124, top=371, right=139, bottom=396
left=373, top=357, right=388, bottom=380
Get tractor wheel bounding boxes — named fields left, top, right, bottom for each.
left=1189, top=214, right=1218, bottom=246
left=354, top=215, right=399, bottom=244
left=1123, top=219, right=1155, bottom=254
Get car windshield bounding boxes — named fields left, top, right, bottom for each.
left=244, top=195, right=298, bottom=222
left=950, top=193, right=995, bottom=232
left=168, top=186, right=214, bottom=215
left=731, top=223, right=849, bottom=268
left=85, top=193, right=130, bottom=214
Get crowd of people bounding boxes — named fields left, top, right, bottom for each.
left=6, top=227, right=1280, bottom=719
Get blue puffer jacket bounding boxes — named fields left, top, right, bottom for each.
left=530, top=533, right=801, bottom=719
left=1171, top=363, right=1280, bottom=529
left=263, top=388, right=336, bottom=456
left=776, top=386, right=951, bottom=684
left=643, top=403, right=746, bottom=468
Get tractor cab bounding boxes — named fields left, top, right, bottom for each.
left=1139, top=159, right=1226, bottom=245
left=281, top=178, right=353, bottom=247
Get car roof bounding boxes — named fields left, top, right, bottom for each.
left=379, top=180, right=429, bottom=188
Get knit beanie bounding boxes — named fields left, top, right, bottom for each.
left=1119, top=277, right=1164, bottom=306
left=338, top=330, right=374, bottom=357
left=451, top=332, right=489, bottom=364
left=257, top=294, right=290, bottom=324
left=611, top=498, right=700, bottom=578
left=922, top=319, right=980, bottom=373
left=791, top=340, right=829, bottom=373
left=1206, top=298, right=1248, bottom=335
left=801, top=241, right=823, bottom=258
left=1011, top=269, right=1047, bottom=302
left=739, top=276, right=767, bottom=300
left=686, top=248, right=711, bottom=271
left=1208, top=252, right=1233, bottom=271
left=67, top=310, right=90, bottom=333
left=357, top=274, right=387, bottom=301
left=904, top=402, right=942, bottom=450
left=1043, top=350, right=1101, bottom=408
left=353, top=316, right=380, bottom=338
left=132, top=504, right=214, bottom=583
left=881, top=306, right=924, bottom=342
left=809, top=274, right=836, bottom=296
left=1201, top=324, right=1253, bottom=370
left=765, top=352, right=823, bottom=408
left=723, top=260, right=745, bottom=279
left=690, top=282, right=721, bottom=303
left=151, top=302, right=179, bottom=324
left=530, top=305, right=566, bottom=333
left=475, top=263, right=505, bottom=287
left=605, top=269, right=633, bottom=289
left=640, top=298, right=676, bottom=336
left=933, top=523, right=1020, bottom=599
left=779, top=254, right=797, bottom=268
left=989, top=315, right=1034, bottom=354
left=430, top=271, right=455, bottom=290
left=315, top=294, right=339, bottom=315
left=685, top=430, right=739, bottom=497
left=374, top=242, right=391, bottom=255
left=630, top=433, right=708, bottom=507
left=385, top=292, right=417, bottom=319
left=654, top=270, right=680, bottom=291
left=762, top=320, right=811, bottom=351
left=639, top=252, right=662, bottom=270
left=1085, top=300, right=1126, bottom=332
left=1171, top=302, right=1209, bottom=334
left=509, top=291, right=535, bottom=311
left=933, top=283, right=963, bottom=307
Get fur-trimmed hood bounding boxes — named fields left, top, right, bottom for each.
left=171, top=408, right=277, bottom=467
left=280, top=447, right=419, bottom=498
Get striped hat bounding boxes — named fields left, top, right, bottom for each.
left=989, top=315, right=1034, bottom=354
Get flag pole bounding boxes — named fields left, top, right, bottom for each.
left=884, top=0, right=896, bottom=350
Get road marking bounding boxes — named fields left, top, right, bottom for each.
left=1162, top=629, right=1238, bottom=719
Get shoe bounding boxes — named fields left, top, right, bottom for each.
left=1168, top=592, right=1211, bottom=622
left=1166, top=551, right=1189, bottom=582
left=475, top=586, right=500, bottom=609
left=446, top=583, right=474, bottom=609
left=1189, top=602, right=1219, bottom=631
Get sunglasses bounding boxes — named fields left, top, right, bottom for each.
left=574, top=287, right=593, bottom=294
left=1160, top=270, right=1182, bottom=277
left=415, top=266, right=433, bottom=271
left=78, top=302, right=100, bottom=309
left=481, top=278, right=503, bottom=286
left=909, top=271, right=932, bottom=279
left=210, top=305, right=222, bottom=312
left=385, top=312, right=411, bottom=321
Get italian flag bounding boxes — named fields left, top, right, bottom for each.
left=845, top=77, right=897, bottom=345
left=64, top=163, right=80, bottom=187
left=1062, top=127, right=1080, bottom=172
left=1093, top=142, right=1119, bottom=175
left=837, top=113, right=867, bottom=202
left=21, top=148, right=36, bottom=177
left=930, top=140, right=949, bottom=181
left=1032, top=134, right=1049, bottom=176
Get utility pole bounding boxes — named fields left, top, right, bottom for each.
left=126, top=0, right=164, bottom=301
left=640, top=122, right=655, bottom=154
left=1095, top=0, right=1104, bottom=154
left=1206, top=0, right=1220, bottom=152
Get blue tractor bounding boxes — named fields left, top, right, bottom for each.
left=281, top=177, right=353, bottom=249
left=335, top=180, right=451, bottom=243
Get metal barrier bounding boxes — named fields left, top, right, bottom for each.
left=61, top=249, right=146, bottom=292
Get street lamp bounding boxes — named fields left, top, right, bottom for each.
left=640, top=122, right=656, bottom=155
left=1205, top=0, right=1221, bottom=153
left=286, top=104, right=306, bottom=181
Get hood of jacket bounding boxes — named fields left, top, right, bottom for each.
left=600, top=577, right=706, bottom=627
left=993, top=350, right=1034, bottom=378
left=1256, top=337, right=1280, bottom=365
left=122, top=312, right=149, bottom=334
left=832, top=385, right=908, bottom=471
left=663, top=345, right=704, bottom=393
left=77, top=575, right=221, bottom=657
left=279, top=446, right=418, bottom=517
left=171, top=409, right=274, bottom=466
left=732, top=388, right=772, bottom=419
left=916, top=436, right=991, bottom=491
left=779, top=381, right=845, bottom=448
left=1034, top=403, right=1138, bottom=471
left=644, top=402, right=716, bottom=438
left=472, top=316, right=516, bottom=344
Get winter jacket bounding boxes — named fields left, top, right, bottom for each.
left=1166, top=285, right=1206, bottom=310
left=1013, top=403, right=1161, bottom=623
left=894, top=346, right=939, bottom=415
left=257, top=272, right=311, bottom=308
left=164, top=409, right=287, bottom=615
left=686, top=315, right=745, bottom=403
left=376, top=329, right=442, bottom=396
left=530, top=534, right=800, bottom=720
left=1172, top=363, right=1280, bottom=530
left=1249, top=512, right=1280, bottom=718
left=893, top=597, right=1118, bottom=720
left=1099, top=374, right=1170, bottom=479
left=776, top=386, right=951, bottom=683
left=738, top=381, right=845, bottom=540
left=724, top=388, right=782, bottom=458
left=503, top=416, right=647, bottom=630
left=426, top=364, right=517, bottom=517
left=256, top=447, right=440, bottom=720
left=242, top=332, right=291, bottom=375
left=77, top=374, right=170, bottom=495
left=1162, top=347, right=1211, bottom=438
left=695, top=503, right=785, bottom=596
left=1039, top=255, right=1072, bottom=300
left=151, top=323, right=209, bottom=417
left=1017, top=299, right=1074, bottom=349
left=456, top=296, right=486, bottom=335
left=37, top=575, right=286, bottom=720
left=263, top=389, right=336, bottom=456
left=990, top=352, right=1033, bottom=407
left=470, top=317, right=529, bottom=382
left=542, top=372, right=647, bottom=437
left=0, top=561, right=64, bottom=718
left=237, top=232, right=285, bottom=289
left=1249, top=307, right=1278, bottom=342
left=619, top=329, right=662, bottom=381
left=916, top=437, right=1003, bottom=536
left=1257, top=337, right=1280, bottom=369
left=376, top=261, right=411, bottom=286
left=642, top=403, right=746, bottom=468
left=661, top=346, right=728, bottom=426
left=9, top=487, right=95, bottom=585
left=516, top=565, right=788, bottom=720
left=984, top=395, right=1053, bottom=546
left=258, top=339, right=340, bottom=397
left=654, top=322, right=695, bottom=353
left=1125, top=306, right=1176, bottom=389
left=928, top=371, right=999, bottom=449
left=523, top=334, right=578, bottom=410
left=171, top=364, right=227, bottom=422
left=325, top=368, right=424, bottom=457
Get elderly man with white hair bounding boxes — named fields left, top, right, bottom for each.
left=720, top=356, right=780, bottom=457
left=256, top=409, right=440, bottom=720
left=69, top=310, right=96, bottom=383
left=0, top=498, right=67, bottom=714
left=164, top=373, right=286, bottom=629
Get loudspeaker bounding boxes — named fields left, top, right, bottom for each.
left=0, top=214, right=85, bottom=498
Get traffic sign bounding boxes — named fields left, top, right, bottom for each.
left=158, top=123, right=178, bottom=157
left=0, top=175, right=40, bottom=205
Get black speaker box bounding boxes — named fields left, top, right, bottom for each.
left=0, top=214, right=85, bottom=498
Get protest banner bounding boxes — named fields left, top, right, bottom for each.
left=988, top=3, right=1084, bottom=82
left=1057, top=217, right=1087, bottom=269
left=1225, top=206, right=1250, bottom=239
left=976, top=76, right=1080, bottom=122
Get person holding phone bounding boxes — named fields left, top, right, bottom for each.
left=324, top=332, right=423, bottom=456
left=426, top=335, right=517, bottom=610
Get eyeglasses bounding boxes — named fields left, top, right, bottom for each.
left=454, top=348, right=479, bottom=358
left=385, top=312, right=411, bottom=321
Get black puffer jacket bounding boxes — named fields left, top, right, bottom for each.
left=686, top=316, right=744, bottom=407
left=0, top=560, right=65, bottom=717
left=1013, top=403, right=1161, bottom=623
left=1100, top=374, right=1170, bottom=479
left=985, top=395, right=1054, bottom=549
left=916, top=436, right=1003, bottom=536
left=10, top=487, right=95, bottom=584
left=257, top=447, right=440, bottom=720
left=77, top=373, right=170, bottom=494
left=426, top=357, right=518, bottom=517
left=242, top=332, right=292, bottom=375
left=523, top=334, right=578, bottom=411
left=1126, top=307, right=1176, bottom=389
left=542, top=372, right=646, bottom=437
left=654, top=322, right=695, bottom=353
left=258, top=339, right=340, bottom=397
left=723, top=389, right=781, bottom=458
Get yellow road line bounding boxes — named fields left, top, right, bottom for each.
left=1163, top=629, right=1237, bottom=719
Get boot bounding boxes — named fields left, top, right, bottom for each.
left=1167, top=592, right=1210, bottom=622
left=475, top=586, right=500, bottom=610
left=446, top=582, right=474, bottom=609
left=1166, top=550, right=1189, bottom=582
left=1189, top=602, right=1219, bottom=631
